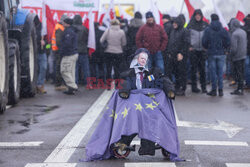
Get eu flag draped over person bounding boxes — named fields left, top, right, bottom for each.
left=85, top=88, right=180, bottom=161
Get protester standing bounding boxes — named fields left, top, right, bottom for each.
left=243, top=14, right=250, bottom=89
left=187, top=9, right=208, bottom=93
left=202, top=14, right=230, bottom=96
left=229, top=19, right=247, bottom=95
left=60, top=18, right=78, bottom=95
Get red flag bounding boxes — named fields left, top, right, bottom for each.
left=184, top=0, right=209, bottom=23
left=87, top=9, right=96, bottom=56
left=236, top=2, right=245, bottom=24
left=42, top=0, right=55, bottom=43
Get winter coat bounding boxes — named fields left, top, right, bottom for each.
left=91, top=26, right=105, bottom=62
left=187, top=9, right=208, bottom=51
left=60, top=26, right=78, bottom=56
left=163, top=21, right=172, bottom=37
left=230, top=19, right=247, bottom=61
left=100, top=25, right=127, bottom=54
left=127, top=18, right=144, bottom=56
left=136, top=22, right=168, bottom=55
left=166, top=17, right=189, bottom=58
left=202, top=20, right=230, bottom=56
left=242, top=19, right=250, bottom=55
left=73, top=15, right=88, bottom=55
left=119, top=67, right=175, bottom=99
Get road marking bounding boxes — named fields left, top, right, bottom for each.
left=44, top=90, right=113, bottom=163
left=25, top=163, right=77, bottom=167
left=172, top=101, right=243, bottom=138
left=226, top=163, right=250, bottom=167
left=185, top=140, right=248, bottom=146
left=0, top=141, right=43, bottom=147
left=124, top=162, right=176, bottom=167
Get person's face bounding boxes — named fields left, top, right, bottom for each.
left=173, top=22, right=178, bottom=29
left=147, top=17, right=154, bottom=24
left=195, top=14, right=202, bottom=21
left=162, top=18, right=169, bottom=24
left=137, top=53, right=148, bottom=67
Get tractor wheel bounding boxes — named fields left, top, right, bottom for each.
left=8, top=39, right=21, bottom=105
left=0, top=13, right=9, bottom=114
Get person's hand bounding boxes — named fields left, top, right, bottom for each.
left=119, top=92, right=129, bottom=99
left=177, top=53, right=183, bottom=61
left=168, top=91, right=175, bottom=99
left=41, top=39, right=45, bottom=46
left=189, top=47, right=193, bottom=51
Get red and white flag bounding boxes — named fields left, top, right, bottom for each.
left=101, top=0, right=116, bottom=27
left=41, top=0, right=55, bottom=43
left=87, top=8, right=96, bottom=56
left=98, top=7, right=106, bottom=25
left=212, top=0, right=229, bottom=30
left=118, top=4, right=132, bottom=21
left=150, top=0, right=163, bottom=26
left=184, top=0, right=209, bottom=23
left=236, top=1, right=245, bottom=24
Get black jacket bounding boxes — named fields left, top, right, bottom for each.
left=166, top=17, right=189, bottom=58
left=73, top=15, right=88, bottom=55
left=119, top=67, right=175, bottom=99
left=163, top=21, right=172, bottom=37
left=91, top=25, right=105, bottom=62
left=243, top=19, right=250, bottom=55
left=60, top=26, right=78, bottom=56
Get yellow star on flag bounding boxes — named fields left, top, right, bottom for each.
left=146, top=103, right=157, bottom=110
left=135, top=103, right=143, bottom=111
left=122, top=107, right=129, bottom=118
left=153, top=100, right=159, bottom=106
left=110, top=110, right=117, bottom=120
left=148, top=93, right=156, bottom=99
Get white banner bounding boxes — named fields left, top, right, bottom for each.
left=21, top=0, right=99, bottom=22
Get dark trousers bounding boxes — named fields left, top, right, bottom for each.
left=105, top=53, right=122, bottom=80
left=89, top=58, right=105, bottom=80
left=165, top=55, right=187, bottom=91
left=190, top=50, right=206, bottom=90
left=54, top=51, right=64, bottom=86
left=233, top=59, right=245, bottom=90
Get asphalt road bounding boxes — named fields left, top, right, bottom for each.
left=0, top=81, right=250, bottom=167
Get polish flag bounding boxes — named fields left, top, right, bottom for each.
left=184, top=0, right=209, bottom=23
left=41, top=0, right=55, bottom=43
left=150, top=0, right=163, bottom=26
left=118, top=4, right=133, bottom=21
left=236, top=1, right=245, bottom=24
left=87, top=8, right=96, bottom=56
left=102, top=0, right=116, bottom=27
left=212, top=0, right=229, bottom=30
left=98, top=7, right=106, bottom=25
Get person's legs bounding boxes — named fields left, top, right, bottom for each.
left=190, top=51, right=199, bottom=92
left=81, top=54, right=91, bottom=85
left=37, top=53, right=48, bottom=86
left=245, top=56, right=250, bottom=87
left=198, top=53, right=207, bottom=92
left=155, top=51, right=165, bottom=73
left=216, top=55, right=226, bottom=90
left=55, top=51, right=64, bottom=87
left=60, top=54, right=78, bottom=91
left=207, top=55, right=217, bottom=96
left=105, top=53, right=113, bottom=80
left=231, top=60, right=244, bottom=95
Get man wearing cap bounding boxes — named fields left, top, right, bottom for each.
left=162, top=14, right=172, bottom=37
left=52, top=14, right=68, bottom=91
left=60, top=18, right=79, bottom=95
left=202, top=14, right=230, bottom=96
left=136, top=11, right=168, bottom=73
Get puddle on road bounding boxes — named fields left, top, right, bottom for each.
left=7, top=105, right=59, bottom=134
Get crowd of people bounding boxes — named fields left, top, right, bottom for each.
left=35, top=9, right=250, bottom=97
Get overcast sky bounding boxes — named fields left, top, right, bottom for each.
left=99, top=0, right=250, bottom=23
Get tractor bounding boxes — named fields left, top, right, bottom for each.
left=0, top=0, right=39, bottom=114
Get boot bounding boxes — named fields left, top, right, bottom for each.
left=207, top=90, right=217, bottom=96
left=192, top=87, right=201, bottom=93
left=230, top=89, right=244, bottom=95
left=37, top=85, right=47, bottom=94
left=218, top=89, right=223, bottom=97
left=55, top=85, right=67, bottom=91
left=63, top=87, right=76, bottom=95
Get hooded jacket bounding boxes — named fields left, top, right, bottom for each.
left=187, top=9, right=208, bottom=51
left=230, top=19, right=247, bottom=61
left=60, top=25, right=78, bottom=56
left=100, top=25, right=127, bottom=54
left=73, top=15, right=88, bottom=55
left=242, top=17, right=250, bottom=55
left=166, top=17, right=189, bottom=58
left=202, top=20, right=230, bottom=56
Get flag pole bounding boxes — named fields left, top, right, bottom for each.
left=180, top=0, right=185, bottom=14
